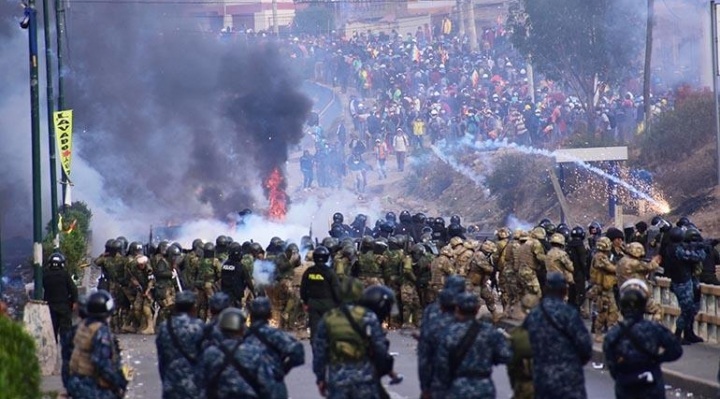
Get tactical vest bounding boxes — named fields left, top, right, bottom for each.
left=358, top=252, right=381, bottom=277
left=384, top=250, right=404, bottom=283
left=69, top=321, right=106, bottom=379
left=113, top=256, right=129, bottom=286
left=200, top=258, right=219, bottom=283
left=154, top=258, right=174, bottom=288
left=221, top=261, right=246, bottom=297
left=129, top=263, right=151, bottom=290
left=325, top=306, right=368, bottom=364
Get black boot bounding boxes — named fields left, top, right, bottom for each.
left=675, top=328, right=692, bottom=345
left=685, top=327, right=704, bottom=344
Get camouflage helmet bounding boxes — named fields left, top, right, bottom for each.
left=626, top=242, right=645, bottom=258
left=341, top=244, right=356, bottom=258
left=518, top=230, right=530, bottom=242
left=449, top=236, right=464, bottom=247
left=513, top=229, right=525, bottom=240
left=410, top=243, right=426, bottom=260
left=531, top=227, right=546, bottom=240
left=440, top=245, right=453, bottom=257
left=596, top=237, right=612, bottom=252
left=496, top=227, right=510, bottom=240
left=480, top=240, right=497, bottom=254
left=549, top=233, right=565, bottom=246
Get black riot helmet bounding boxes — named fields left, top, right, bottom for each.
left=570, top=226, right=586, bottom=240
left=329, top=224, right=347, bottom=239
left=651, top=216, right=663, bottom=226
left=360, top=236, right=375, bottom=252
left=435, top=217, right=446, bottom=227
left=685, top=227, right=703, bottom=243
left=410, top=243, right=426, bottom=261
left=668, top=227, right=685, bottom=243
left=157, top=241, right=170, bottom=256
left=448, top=223, right=464, bottom=239
left=413, top=213, right=427, bottom=225
left=373, top=240, right=389, bottom=255
left=241, top=241, right=252, bottom=254
left=450, top=214, right=461, bottom=226
left=48, top=252, right=66, bottom=269
left=116, top=236, right=129, bottom=254
left=676, top=217, right=691, bottom=228
left=128, top=241, right=144, bottom=256
left=249, top=297, right=272, bottom=321
left=110, top=239, right=124, bottom=255
left=300, top=236, right=314, bottom=251
left=203, top=242, right=216, bottom=258
left=104, top=239, right=115, bottom=253
left=385, top=211, right=397, bottom=224
left=388, top=236, right=403, bottom=251
left=192, top=238, right=204, bottom=252
left=333, top=212, right=344, bottom=224
left=250, top=242, right=265, bottom=257
left=166, top=245, right=182, bottom=260
left=313, top=245, right=331, bottom=264
left=285, top=243, right=299, bottom=258
left=216, top=235, right=231, bottom=249
left=322, top=237, right=339, bottom=252
left=399, top=210, right=412, bottom=224
left=86, top=290, right=115, bottom=318
left=359, top=285, right=397, bottom=321
left=228, top=242, right=243, bottom=260
left=556, top=226, right=571, bottom=243
left=353, top=214, right=368, bottom=226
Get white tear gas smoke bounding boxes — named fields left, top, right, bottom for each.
left=429, top=145, right=486, bottom=187
left=505, top=214, right=535, bottom=232
left=253, top=259, right=276, bottom=287
left=461, top=138, right=670, bottom=214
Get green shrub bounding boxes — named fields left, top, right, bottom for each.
left=641, top=91, right=714, bottom=163
left=43, top=201, right=93, bottom=278
left=0, top=316, right=41, bottom=399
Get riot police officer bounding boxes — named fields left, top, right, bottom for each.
left=43, top=252, right=78, bottom=340
left=221, top=242, right=253, bottom=308
left=300, top=246, right=341, bottom=341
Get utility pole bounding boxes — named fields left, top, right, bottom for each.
left=271, top=0, right=279, bottom=35
left=55, top=0, right=70, bottom=208
left=712, top=2, right=720, bottom=185
left=42, top=0, right=59, bottom=247
left=465, top=0, right=478, bottom=51
left=457, top=0, right=465, bottom=38
left=643, top=0, right=654, bottom=136
left=23, top=0, right=44, bottom=299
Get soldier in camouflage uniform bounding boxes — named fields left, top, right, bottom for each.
left=502, top=229, right=526, bottom=319
left=215, top=235, right=231, bottom=263
left=182, top=239, right=203, bottom=304
left=200, top=308, right=277, bottom=398
left=333, top=244, right=357, bottom=283
left=197, top=243, right=223, bottom=322
left=428, top=245, right=455, bottom=303
left=156, top=291, right=205, bottom=399
left=95, top=240, right=125, bottom=333
left=151, top=241, right=170, bottom=270
left=126, top=253, right=155, bottom=334
left=312, top=278, right=389, bottom=399
left=436, top=292, right=512, bottom=398
left=411, top=243, right=434, bottom=309
left=446, top=237, right=468, bottom=275
left=603, top=279, right=682, bottom=399
left=66, top=290, right=128, bottom=399
left=356, top=236, right=384, bottom=288
left=272, top=243, right=300, bottom=329
left=383, top=236, right=407, bottom=328
left=589, top=237, right=619, bottom=342
left=468, top=240, right=500, bottom=320
left=545, top=233, right=575, bottom=291
left=616, top=242, right=662, bottom=321
left=493, top=228, right=511, bottom=311
left=246, top=297, right=305, bottom=398
left=290, top=247, right=313, bottom=334
left=523, top=272, right=592, bottom=399
left=515, top=228, right=546, bottom=314
left=418, top=275, right=466, bottom=399
left=154, top=245, right=181, bottom=327
left=399, top=246, right=420, bottom=328
left=506, top=320, right=534, bottom=399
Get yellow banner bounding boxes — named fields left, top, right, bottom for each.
left=54, top=110, right=73, bottom=177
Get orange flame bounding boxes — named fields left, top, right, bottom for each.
left=265, top=167, right=287, bottom=221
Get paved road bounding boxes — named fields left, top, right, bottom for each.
left=43, top=328, right=703, bottom=398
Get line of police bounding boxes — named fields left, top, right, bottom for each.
left=49, top=210, right=709, bottom=398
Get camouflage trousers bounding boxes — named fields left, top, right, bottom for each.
left=288, top=286, right=308, bottom=332
left=592, top=290, right=619, bottom=333
left=131, top=293, right=153, bottom=332
left=424, top=285, right=441, bottom=307
left=502, top=268, right=520, bottom=313
left=272, top=279, right=293, bottom=329
left=671, top=280, right=697, bottom=332
left=358, top=276, right=384, bottom=289
left=197, top=283, right=216, bottom=323
left=155, top=286, right=176, bottom=328
left=517, top=267, right=541, bottom=312
left=400, top=283, right=421, bottom=327
left=470, top=283, right=496, bottom=313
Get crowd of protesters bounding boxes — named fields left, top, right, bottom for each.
left=275, top=20, right=679, bottom=193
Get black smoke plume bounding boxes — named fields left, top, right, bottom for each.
left=63, top=2, right=310, bottom=220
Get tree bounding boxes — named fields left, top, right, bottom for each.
left=293, top=4, right=334, bottom=36
left=43, top=201, right=93, bottom=278
left=507, top=0, right=644, bottom=131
